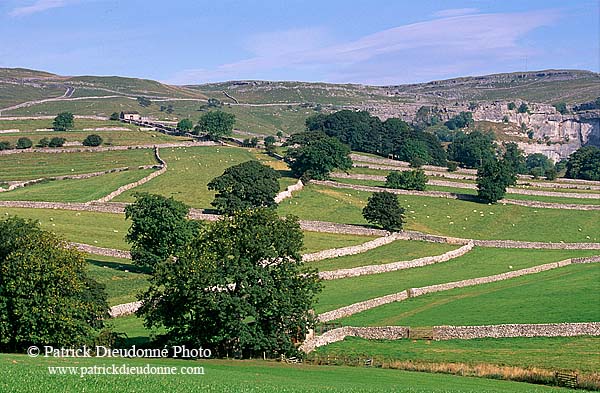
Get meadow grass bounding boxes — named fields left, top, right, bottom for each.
left=113, top=146, right=259, bottom=208
left=85, top=255, right=149, bottom=306
left=315, top=336, right=600, bottom=374
left=0, top=148, right=157, bottom=181
left=302, top=231, right=378, bottom=253
left=0, top=207, right=130, bottom=250
left=277, top=184, right=600, bottom=243
left=316, top=247, right=600, bottom=313
left=337, top=263, right=600, bottom=326
left=0, top=169, right=154, bottom=202
left=309, top=240, right=457, bottom=271
left=0, top=353, right=574, bottom=393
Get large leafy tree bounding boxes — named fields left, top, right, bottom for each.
left=286, top=133, right=352, bottom=180
left=447, top=130, right=497, bottom=168
left=0, top=216, right=108, bottom=352
left=208, top=160, right=281, bottom=214
left=565, top=146, right=600, bottom=181
left=362, top=191, right=405, bottom=231
left=476, top=159, right=516, bottom=203
left=502, top=142, right=527, bottom=175
left=125, top=193, right=198, bottom=271
left=194, top=110, right=235, bottom=140
left=53, top=112, right=74, bottom=131
left=137, top=208, right=321, bottom=358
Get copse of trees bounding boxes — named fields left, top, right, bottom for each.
left=53, top=112, right=74, bottom=131
left=285, top=131, right=352, bottom=180
left=565, top=146, right=600, bottom=181
left=305, top=110, right=446, bottom=166
left=444, top=111, right=474, bottom=130
left=125, top=193, right=199, bottom=271
left=385, top=169, right=427, bottom=191
left=137, top=208, right=321, bottom=358
left=447, top=130, right=497, bottom=168
left=208, top=160, right=281, bottom=214
left=525, top=153, right=555, bottom=179
left=0, top=216, right=109, bottom=352
left=194, top=110, right=235, bottom=140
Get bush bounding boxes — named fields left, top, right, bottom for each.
left=16, top=137, right=33, bottom=149
left=447, top=161, right=458, bottom=172
left=385, top=169, right=427, bottom=191
left=38, top=137, right=50, bottom=147
left=0, top=141, right=12, bottom=150
left=507, top=102, right=516, bottom=110
left=83, top=134, right=103, bottom=147
left=109, top=112, right=120, bottom=121
left=553, top=102, right=568, bottom=115
left=177, top=119, right=193, bottom=132
left=517, top=103, right=529, bottom=114
left=49, top=137, right=66, bottom=147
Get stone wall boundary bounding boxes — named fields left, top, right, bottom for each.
left=109, top=301, right=142, bottom=318
left=317, top=255, right=600, bottom=322
left=275, top=180, right=304, bottom=203
left=318, top=242, right=474, bottom=280
left=300, top=322, right=600, bottom=353
left=302, top=232, right=402, bottom=262
left=70, top=242, right=131, bottom=259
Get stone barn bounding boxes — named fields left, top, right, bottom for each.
left=120, top=111, right=142, bottom=121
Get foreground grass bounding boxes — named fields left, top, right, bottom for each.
left=316, top=247, right=600, bottom=313
left=0, top=148, right=157, bottom=181
left=0, top=169, right=154, bottom=202
left=278, top=185, right=600, bottom=243
left=310, top=240, right=457, bottom=271
left=338, top=263, right=600, bottom=326
left=0, top=207, right=130, bottom=250
left=86, top=255, right=149, bottom=306
left=316, top=336, right=600, bottom=374
left=302, top=231, right=377, bottom=254
left=0, top=354, right=576, bottom=393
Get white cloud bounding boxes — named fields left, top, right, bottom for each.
left=9, top=0, right=71, bottom=17
left=167, top=10, right=560, bottom=85
left=432, top=8, right=479, bottom=18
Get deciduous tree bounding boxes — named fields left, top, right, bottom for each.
left=362, top=191, right=405, bottom=231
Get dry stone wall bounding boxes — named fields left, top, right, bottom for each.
left=109, top=301, right=142, bottom=318
left=0, top=141, right=217, bottom=156
left=300, top=323, right=600, bottom=353
left=302, top=233, right=401, bottom=262
left=274, top=180, right=304, bottom=203
left=300, top=326, right=409, bottom=353
left=433, top=322, right=600, bottom=340
left=70, top=242, right=131, bottom=259
left=318, top=242, right=473, bottom=280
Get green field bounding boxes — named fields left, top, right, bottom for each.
left=316, top=248, right=600, bottom=314
left=0, top=148, right=157, bottom=181
left=310, top=240, right=457, bottom=271
left=338, top=263, right=600, bottom=326
left=0, top=354, right=576, bottom=393
left=0, top=169, right=154, bottom=202
left=0, top=207, right=131, bottom=250
left=278, top=185, right=600, bottom=243
left=316, top=336, right=600, bottom=374
left=113, top=146, right=297, bottom=209
left=86, top=255, right=149, bottom=306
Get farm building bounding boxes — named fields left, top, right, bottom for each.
left=120, top=111, right=142, bottom=121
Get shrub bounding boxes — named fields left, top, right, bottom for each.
left=38, top=137, right=50, bottom=147
left=0, top=141, right=12, bottom=150
left=53, top=112, right=74, bottom=131
left=16, top=137, right=33, bottom=149
left=83, top=134, right=103, bottom=147
left=507, top=102, right=516, bottom=110
left=49, top=137, right=66, bottom=147
left=517, top=103, right=529, bottom=114
left=109, top=112, right=120, bottom=121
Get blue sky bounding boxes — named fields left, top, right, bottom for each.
left=1, top=0, right=598, bottom=85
